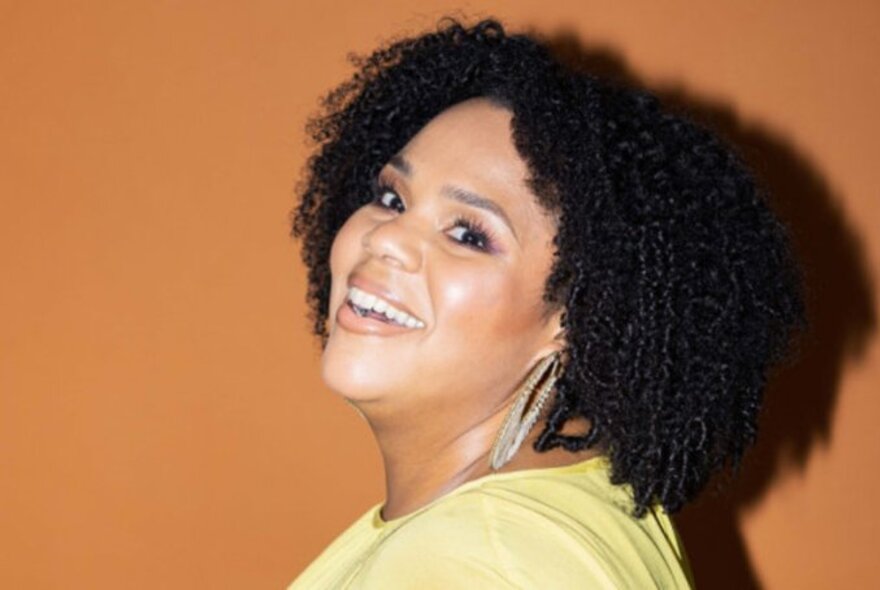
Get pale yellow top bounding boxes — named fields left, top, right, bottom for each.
left=288, top=456, right=695, bottom=589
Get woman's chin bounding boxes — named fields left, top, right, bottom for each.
left=320, top=323, right=424, bottom=403
left=320, top=351, right=397, bottom=404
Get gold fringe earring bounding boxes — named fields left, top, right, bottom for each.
left=489, top=351, right=563, bottom=471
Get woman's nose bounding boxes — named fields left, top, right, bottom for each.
left=361, top=216, right=422, bottom=272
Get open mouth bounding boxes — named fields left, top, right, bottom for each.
left=345, top=286, right=425, bottom=329
left=348, top=300, right=397, bottom=324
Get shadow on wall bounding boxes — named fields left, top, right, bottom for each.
left=544, top=29, right=877, bottom=590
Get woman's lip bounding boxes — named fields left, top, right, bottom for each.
left=335, top=298, right=420, bottom=336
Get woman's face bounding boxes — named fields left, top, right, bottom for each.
left=321, top=98, right=563, bottom=421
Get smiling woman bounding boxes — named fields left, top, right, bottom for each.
left=288, top=17, right=805, bottom=589
left=323, top=100, right=563, bottom=423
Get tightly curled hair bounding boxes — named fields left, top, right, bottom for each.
left=292, top=18, right=806, bottom=515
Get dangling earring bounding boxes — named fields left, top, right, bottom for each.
left=489, top=351, right=563, bottom=471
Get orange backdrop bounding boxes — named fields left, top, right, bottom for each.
left=1, top=1, right=877, bottom=588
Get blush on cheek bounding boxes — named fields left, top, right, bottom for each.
left=438, top=277, right=514, bottom=333
left=439, top=281, right=473, bottom=308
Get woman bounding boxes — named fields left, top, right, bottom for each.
left=288, top=18, right=805, bottom=589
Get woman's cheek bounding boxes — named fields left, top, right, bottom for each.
left=433, top=266, right=509, bottom=328
left=327, top=213, right=367, bottom=321
left=330, top=212, right=363, bottom=268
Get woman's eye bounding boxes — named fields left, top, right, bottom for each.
left=448, top=219, right=494, bottom=252
left=372, top=185, right=405, bottom=213
left=369, top=180, right=496, bottom=254
left=448, top=226, right=484, bottom=249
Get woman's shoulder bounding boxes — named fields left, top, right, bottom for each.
left=360, top=457, right=694, bottom=588
left=382, top=457, right=630, bottom=551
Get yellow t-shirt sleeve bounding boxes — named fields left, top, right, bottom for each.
left=355, top=490, right=624, bottom=589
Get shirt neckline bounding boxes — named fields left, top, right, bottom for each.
left=371, top=454, right=609, bottom=530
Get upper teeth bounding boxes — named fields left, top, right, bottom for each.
left=347, top=286, right=425, bottom=329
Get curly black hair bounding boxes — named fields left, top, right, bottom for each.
left=291, top=18, right=806, bottom=516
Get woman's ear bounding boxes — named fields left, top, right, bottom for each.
left=536, top=305, right=567, bottom=359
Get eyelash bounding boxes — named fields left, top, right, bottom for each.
left=369, top=180, right=498, bottom=253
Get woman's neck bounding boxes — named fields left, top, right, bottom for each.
left=369, top=403, right=501, bottom=520
left=363, top=400, right=598, bottom=521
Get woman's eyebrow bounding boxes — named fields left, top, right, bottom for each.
left=388, top=154, right=519, bottom=241
left=389, top=153, right=412, bottom=176
left=440, top=185, right=518, bottom=241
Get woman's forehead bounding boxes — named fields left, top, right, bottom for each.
left=401, top=99, right=522, bottom=180
left=390, top=98, right=556, bottom=242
